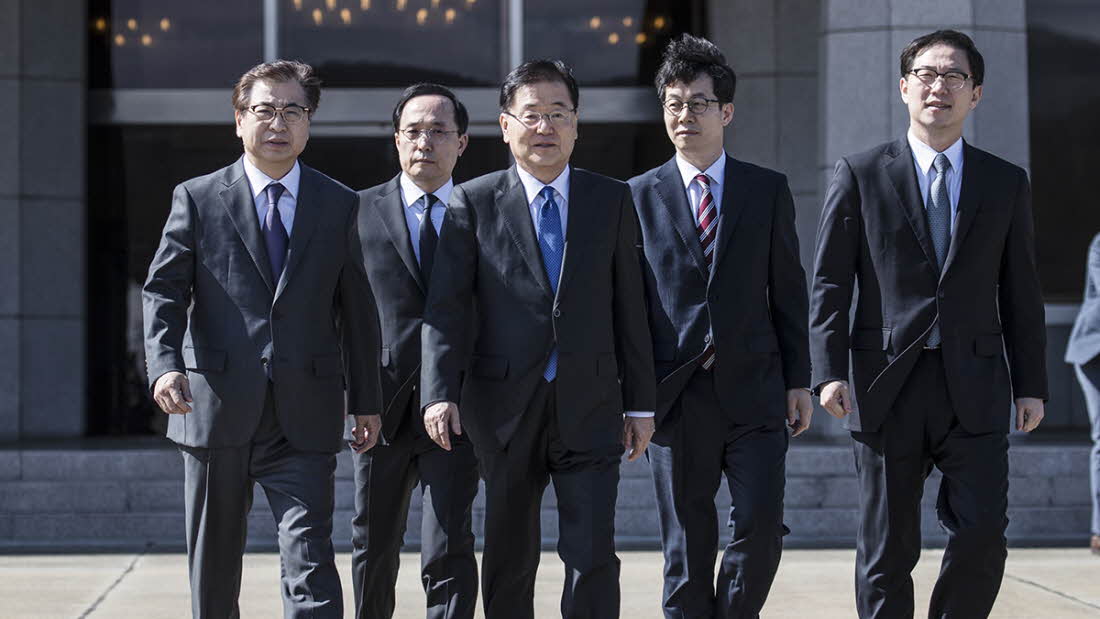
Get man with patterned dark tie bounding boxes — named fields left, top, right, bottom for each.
left=347, top=83, right=479, bottom=619
left=627, top=34, right=811, bottom=618
left=419, top=60, right=656, bottom=619
left=143, top=60, right=381, bottom=619
left=810, top=30, right=1048, bottom=618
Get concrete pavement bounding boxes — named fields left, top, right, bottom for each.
left=2, top=548, right=1098, bottom=618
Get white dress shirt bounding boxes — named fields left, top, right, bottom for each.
left=243, top=157, right=301, bottom=234
left=675, top=151, right=727, bottom=221
left=400, top=174, right=453, bottom=265
left=514, top=165, right=652, bottom=419
left=907, top=130, right=964, bottom=234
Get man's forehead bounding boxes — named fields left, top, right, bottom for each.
left=249, top=80, right=307, bottom=104
left=513, top=82, right=572, bottom=108
left=664, top=76, right=716, bottom=99
left=913, top=44, right=970, bottom=70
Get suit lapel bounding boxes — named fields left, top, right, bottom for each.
left=653, top=159, right=708, bottom=278
left=941, top=141, right=982, bottom=277
left=709, top=155, right=750, bottom=283
left=556, top=169, right=600, bottom=298
left=375, top=176, right=426, bottom=292
left=884, top=139, right=939, bottom=270
left=219, top=158, right=276, bottom=293
left=275, top=164, right=321, bottom=299
left=496, top=168, right=554, bottom=299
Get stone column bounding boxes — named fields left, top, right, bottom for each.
left=0, top=0, right=88, bottom=440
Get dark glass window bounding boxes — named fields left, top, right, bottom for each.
left=89, top=0, right=263, bottom=88
left=279, top=0, right=504, bottom=87
left=1027, top=0, right=1100, bottom=301
left=524, top=0, right=704, bottom=87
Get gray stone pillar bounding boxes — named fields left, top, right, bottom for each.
left=0, top=0, right=87, bottom=440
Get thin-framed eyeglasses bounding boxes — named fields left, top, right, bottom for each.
left=663, top=98, right=721, bottom=116
left=907, top=69, right=971, bottom=90
left=503, top=109, right=576, bottom=129
left=400, top=128, right=460, bottom=142
left=246, top=104, right=312, bottom=124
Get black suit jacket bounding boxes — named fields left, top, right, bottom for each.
left=629, top=155, right=810, bottom=427
left=420, top=166, right=656, bottom=452
left=143, top=157, right=381, bottom=453
left=810, top=138, right=1047, bottom=433
left=1066, top=232, right=1100, bottom=365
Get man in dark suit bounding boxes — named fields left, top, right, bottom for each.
left=810, top=31, right=1047, bottom=618
left=420, top=60, right=656, bottom=619
left=348, top=83, right=479, bottom=619
left=1064, top=231, right=1100, bottom=555
left=628, top=35, right=811, bottom=618
left=143, top=60, right=381, bottom=619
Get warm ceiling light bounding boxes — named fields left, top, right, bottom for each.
left=445, top=8, right=456, bottom=23
left=396, top=0, right=407, bottom=11
left=159, top=17, right=170, bottom=31
left=416, top=8, right=428, bottom=24
left=431, top=0, right=440, bottom=7
left=653, top=16, right=666, bottom=29
left=608, top=32, right=620, bottom=44
left=589, top=16, right=601, bottom=29
left=622, top=17, right=633, bottom=27
left=466, top=0, right=475, bottom=7
left=293, top=0, right=303, bottom=9
left=141, top=34, right=152, bottom=46
left=340, top=8, right=352, bottom=23
left=635, top=32, right=647, bottom=44
left=126, top=18, right=138, bottom=31
left=361, top=0, right=370, bottom=9
left=312, top=8, right=323, bottom=24
left=93, top=17, right=107, bottom=33
left=114, top=33, right=125, bottom=46
left=326, top=0, right=336, bottom=10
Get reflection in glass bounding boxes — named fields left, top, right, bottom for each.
left=1026, top=0, right=1100, bottom=300
left=279, top=0, right=504, bottom=87
left=524, top=0, right=703, bottom=86
left=89, top=0, right=263, bottom=88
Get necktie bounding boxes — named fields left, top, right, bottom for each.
left=537, top=186, right=564, bottom=381
left=694, top=174, right=717, bottom=369
left=263, top=182, right=289, bottom=280
left=926, top=153, right=952, bottom=347
left=418, top=193, right=439, bottom=284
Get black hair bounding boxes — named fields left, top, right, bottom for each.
left=900, top=30, right=985, bottom=86
left=654, top=34, right=736, bottom=103
left=392, top=82, right=469, bottom=135
left=499, top=59, right=579, bottom=111
left=233, top=59, right=321, bottom=112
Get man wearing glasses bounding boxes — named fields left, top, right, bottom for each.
left=420, top=60, right=656, bottom=619
left=143, top=60, right=381, bottom=618
left=347, top=83, right=479, bottom=619
left=627, top=34, right=811, bottom=618
left=810, top=30, right=1047, bottom=618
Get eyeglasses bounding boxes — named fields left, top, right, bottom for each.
left=503, top=109, right=576, bottom=129
left=246, top=104, right=312, bottom=124
left=907, top=69, right=971, bottom=91
left=663, top=98, right=721, bottom=116
left=400, top=128, right=460, bottom=142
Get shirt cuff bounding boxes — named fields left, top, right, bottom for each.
left=624, top=411, right=655, bottom=418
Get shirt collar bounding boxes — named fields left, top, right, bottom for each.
left=907, top=130, right=963, bottom=176
left=515, top=164, right=570, bottom=205
left=675, top=151, right=727, bottom=190
left=243, top=157, right=301, bottom=201
left=400, top=174, right=454, bottom=210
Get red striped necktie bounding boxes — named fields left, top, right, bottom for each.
left=693, top=173, right=716, bottom=369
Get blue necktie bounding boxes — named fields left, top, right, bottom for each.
left=263, top=182, right=289, bottom=280
left=537, top=186, right=564, bottom=381
left=926, top=153, right=951, bottom=347
left=418, top=193, right=439, bottom=284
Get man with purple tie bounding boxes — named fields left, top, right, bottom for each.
left=143, top=60, right=381, bottom=619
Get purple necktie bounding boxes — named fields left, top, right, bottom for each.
left=263, top=182, right=288, bottom=279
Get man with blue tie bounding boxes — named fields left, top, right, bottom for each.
left=810, top=31, right=1047, bottom=617
left=348, top=83, right=479, bottom=619
left=628, top=35, right=812, bottom=618
left=143, top=60, right=381, bottom=618
left=420, top=60, right=656, bottom=619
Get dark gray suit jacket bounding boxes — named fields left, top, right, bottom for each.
left=420, top=166, right=656, bottom=452
left=1066, top=232, right=1100, bottom=366
left=628, top=155, right=809, bottom=428
left=143, top=157, right=381, bottom=453
left=810, top=138, right=1047, bottom=433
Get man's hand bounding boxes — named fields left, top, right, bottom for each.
left=622, top=416, right=656, bottom=462
left=351, top=414, right=382, bottom=453
left=819, top=380, right=853, bottom=419
left=787, top=389, right=814, bottom=437
left=424, top=401, right=462, bottom=451
left=1015, top=397, right=1045, bottom=433
left=153, top=371, right=192, bottom=414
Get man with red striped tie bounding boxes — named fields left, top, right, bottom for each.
left=628, top=34, right=812, bottom=618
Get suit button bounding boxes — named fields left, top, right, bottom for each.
left=938, top=292, right=945, bottom=299
left=553, top=308, right=561, bottom=318
left=704, top=334, right=712, bottom=343
left=261, top=357, right=269, bottom=365
left=412, top=385, right=417, bottom=391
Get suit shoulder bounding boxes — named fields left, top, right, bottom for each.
left=627, top=165, right=661, bottom=191
left=178, top=163, right=235, bottom=193
left=840, top=141, right=894, bottom=173
left=455, top=169, right=510, bottom=198
left=966, top=144, right=1027, bottom=180
left=303, top=164, right=356, bottom=197
left=357, top=180, right=393, bottom=205
left=574, top=167, right=628, bottom=190
left=727, top=157, right=789, bottom=186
